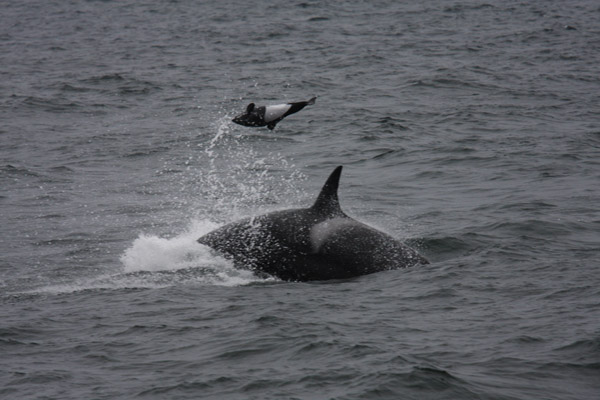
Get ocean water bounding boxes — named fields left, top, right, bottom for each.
left=1, top=0, right=599, bottom=399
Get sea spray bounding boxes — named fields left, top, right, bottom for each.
left=120, top=219, right=222, bottom=273
left=117, top=218, right=268, bottom=286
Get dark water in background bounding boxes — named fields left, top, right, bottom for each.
left=1, top=0, right=600, bottom=399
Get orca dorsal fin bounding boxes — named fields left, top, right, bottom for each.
left=246, top=103, right=255, bottom=113
left=311, top=166, right=344, bottom=216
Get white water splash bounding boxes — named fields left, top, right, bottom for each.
left=117, top=218, right=266, bottom=286
left=120, top=219, right=221, bottom=273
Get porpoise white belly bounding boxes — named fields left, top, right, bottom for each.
left=264, top=104, right=291, bottom=122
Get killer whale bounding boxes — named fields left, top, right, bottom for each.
left=232, top=97, right=316, bottom=130
left=197, top=166, right=428, bottom=281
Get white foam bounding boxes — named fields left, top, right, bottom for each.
left=120, top=219, right=221, bottom=273
left=116, top=219, right=267, bottom=286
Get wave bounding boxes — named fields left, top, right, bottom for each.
left=1, top=164, right=40, bottom=178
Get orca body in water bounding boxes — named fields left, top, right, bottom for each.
left=197, top=166, right=428, bottom=281
left=232, top=97, right=316, bottom=130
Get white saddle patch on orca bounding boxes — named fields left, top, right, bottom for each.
left=310, top=217, right=357, bottom=253
left=264, top=104, right=292, bottom=123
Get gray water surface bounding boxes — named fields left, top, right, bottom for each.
left=1, top=1, right=599, bottom=399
